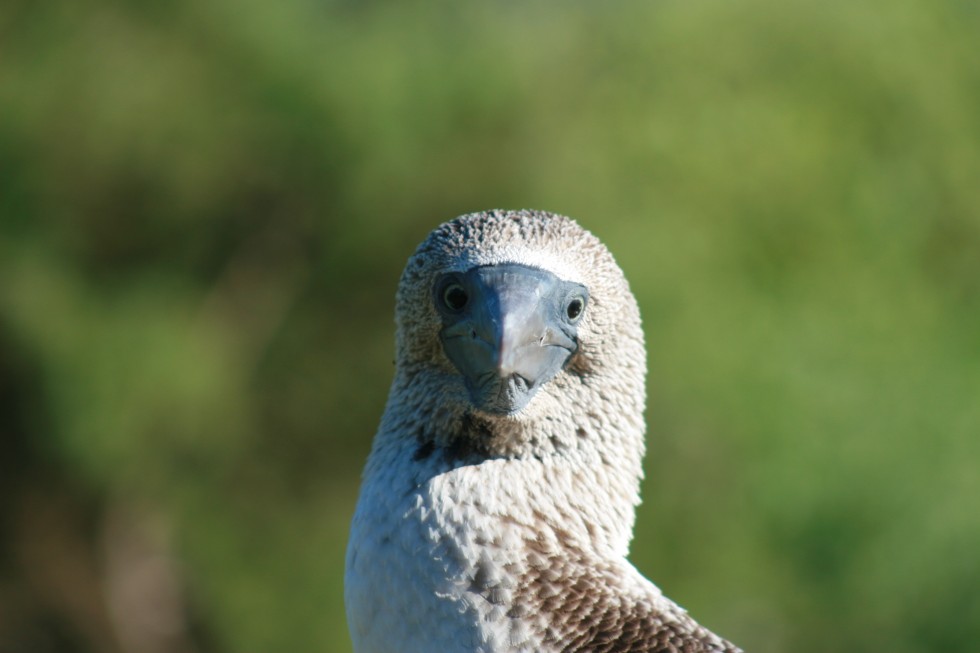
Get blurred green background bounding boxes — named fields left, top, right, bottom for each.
left=1, top=0, right=978, bottom=651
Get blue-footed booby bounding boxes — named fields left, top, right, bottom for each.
left=345, top=210, right=742, bottom=652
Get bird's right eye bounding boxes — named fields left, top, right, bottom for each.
left=441, top=283, right=469, bottom=311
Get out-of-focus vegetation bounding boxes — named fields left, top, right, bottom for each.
left=1, top=0, right=978, bottom=651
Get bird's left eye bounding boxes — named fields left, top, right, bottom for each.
left=566, top=297, right=585, bottom=321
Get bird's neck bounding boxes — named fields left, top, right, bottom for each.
left=367, top=369, right=647, bottom=559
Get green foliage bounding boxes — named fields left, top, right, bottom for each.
left=1, top=0, right=978, bottom=651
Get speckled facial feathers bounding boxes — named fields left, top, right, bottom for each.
left=345, top=210, right=741, bottom=653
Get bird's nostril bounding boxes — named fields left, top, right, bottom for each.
left=508, top=373, right=531, bottom=392
left=470, top=329, right=477, bottom=339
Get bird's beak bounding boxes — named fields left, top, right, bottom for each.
left=438, top=264, right=584, bottom=415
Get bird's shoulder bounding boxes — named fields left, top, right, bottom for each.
left=518, top=549, right=742, bottom=653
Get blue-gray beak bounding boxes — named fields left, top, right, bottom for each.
left=434, top=264, right=588, bottom=415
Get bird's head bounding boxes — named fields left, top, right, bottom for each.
left=391, top=210, right=645, bottom=458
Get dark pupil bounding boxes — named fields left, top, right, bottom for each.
left=444, top=285, right=468, bottom=310
left=567, top=299, right=583, bottom=319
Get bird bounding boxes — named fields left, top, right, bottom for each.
left=345, top=209, right=742, bottom=653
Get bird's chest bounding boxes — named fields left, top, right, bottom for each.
left=345, top=459, right=548, bottom=653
